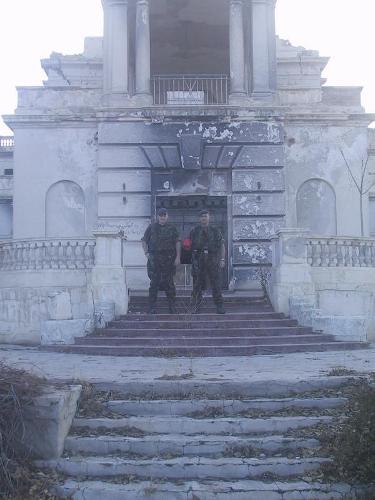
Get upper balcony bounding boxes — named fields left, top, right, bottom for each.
left=0, top=136, right=14, bottom=153
left=152, top=74, right=229, bottom=106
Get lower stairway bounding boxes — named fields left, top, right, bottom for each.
left=46, top=292, right=369, bottom=356
left=38, top=377, right=373, bottom=499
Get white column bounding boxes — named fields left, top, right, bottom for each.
left=229, top=0, right=247, bottom=102
left=251, top=0, right=276, bottom=98
left=135, top=0, right=152, bottom=104
left=102, top=0, right=129, bottom=96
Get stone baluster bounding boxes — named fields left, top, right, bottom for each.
left=328, top=240, right=336, bottom=266
left=359, top=242, right=366, bottom=267
left=321, top=241, right=329, bottom=266
left=229, top=0, right=247, bottom=104
left=365, top=242, right=372, bottom=266
left=75, top=242, right=83, bottom=269
left=337, top=240, right=344, bottom=266
left=135, top=0, right=153, bottom=105
left=352, top=240, right=360, bottom=266
left=83, top=241, right=92, bottom=268
left=306, top=241, right=313, bottom=265
left=310, top=241, right=318, bottom=266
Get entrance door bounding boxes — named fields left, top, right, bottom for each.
left=156, top=195, right=228, bottom=289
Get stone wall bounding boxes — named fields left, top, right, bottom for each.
left=0, top=270, right=93, bottom=345
left=12, top=126, right=98, bottom=240
left=284, top=123, right=369, bottom=236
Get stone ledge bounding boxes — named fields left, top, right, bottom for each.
left=24, top=385, right=81, bottom=459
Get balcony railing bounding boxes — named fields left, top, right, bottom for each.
left=0, top=136, right=14, bottom=151
left=0, top=238, right=96, bottom=271
left=152, top=74, right=229, bottom=106
left=307, top=236, right=375, bottom=267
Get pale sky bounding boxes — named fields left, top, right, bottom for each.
left=0, top=0, right=374, bottom=135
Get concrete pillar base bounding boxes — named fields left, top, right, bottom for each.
left=134, top=93, right=154, bottom=106
left=228, top=93, right=249, bottom=106
left=102, top=93, right=132, bottom=108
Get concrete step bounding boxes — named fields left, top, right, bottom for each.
left=93, top=376, right=355, bottom=399
left=64, top=434, right=320, bottom=457
left=77, top=335, right=336, bottom=347
left=128, top=307, right=275, bottom=314
left=106, top=397, right=347, bottom=417
left=72, top=415, right=333, bottom=435
left=95, top=326, right=314, bottom=338
left=55, top=479, right=372, bottom=500
left=130, top=297, right=268, bottom=305
left=45, top=341, right=368, bottom=357
left=106, top=319, right=299, bottom=329
left=120, top=311, right=286, bottom=321
left=38, top=456, right=329, bottom=480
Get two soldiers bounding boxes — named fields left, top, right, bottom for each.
left=142, top=208, right=226, bottom=315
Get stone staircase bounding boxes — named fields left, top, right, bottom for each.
left=47, top=292, right=368, bottom=356
left=39, top=377, right=373, bottom=499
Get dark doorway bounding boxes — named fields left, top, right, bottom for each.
left=156, top=195, right=228, bottom=289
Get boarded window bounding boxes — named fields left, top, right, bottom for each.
left=0, top=199, right=13, bottom=238
left=46, top=181, right=85, bottom=238
left=296, top=179, right=337, bottom=236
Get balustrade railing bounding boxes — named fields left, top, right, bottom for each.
left=0, top=238, right=96, bottom=271
left=307, top=237, right=375, bottom=267
left=0, top=136, right=14, bottom=150
left=152, top=74, right=229, bottom=105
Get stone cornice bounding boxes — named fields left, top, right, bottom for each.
left=4, top=108, right=375, bottom=129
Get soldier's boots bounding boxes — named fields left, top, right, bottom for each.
left=191, top=300, right=202, bottom=314
left=216, top=304, right=226, bottom=315
left=148, top=304, right=157, bottom=315
left=168, top=302, right=177, bottom=314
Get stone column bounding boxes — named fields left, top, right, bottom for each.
left=135, top=0, right=153, bottom=105
left=251, top=0, right=277, bottom=98
left=91, top=229, right=128, bottom=317
left=229, top=0, right=247, bottom=104
left=102, top=0, right=129, bottom=99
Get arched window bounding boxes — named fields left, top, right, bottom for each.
left=46, top=181, right=85, bottom=237
left=296, top=179, right=337, bottom=236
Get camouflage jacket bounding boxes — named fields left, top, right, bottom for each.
left=190, top=225, right=224, bottom=254
left=142, top=223, right=179, bottom=253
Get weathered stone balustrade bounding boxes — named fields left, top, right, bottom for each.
left=0, top=136, right=14, bottom=150
left=0, top=238, right=96, bottom=271
left=307, top=237, right=375, bottom=267
left=270, top=229, right=375, bottom=342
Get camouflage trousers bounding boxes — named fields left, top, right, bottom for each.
left=147, top=252, right=176, bottom=306
left=191, top=252, right=223, bottom=307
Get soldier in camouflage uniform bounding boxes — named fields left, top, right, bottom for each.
left=142, top=208, right=181, bottom=314
left=190, top=210, right=226, bottom=314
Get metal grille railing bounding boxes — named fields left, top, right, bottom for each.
left=152, top=75, right=229, bottom=106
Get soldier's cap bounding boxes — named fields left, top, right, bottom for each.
left=157, top=208, right=168, bottom=216
left=199, top=209, right=209, bottom=216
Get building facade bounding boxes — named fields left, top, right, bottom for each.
left=1, top=0, right=375, bottom=345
